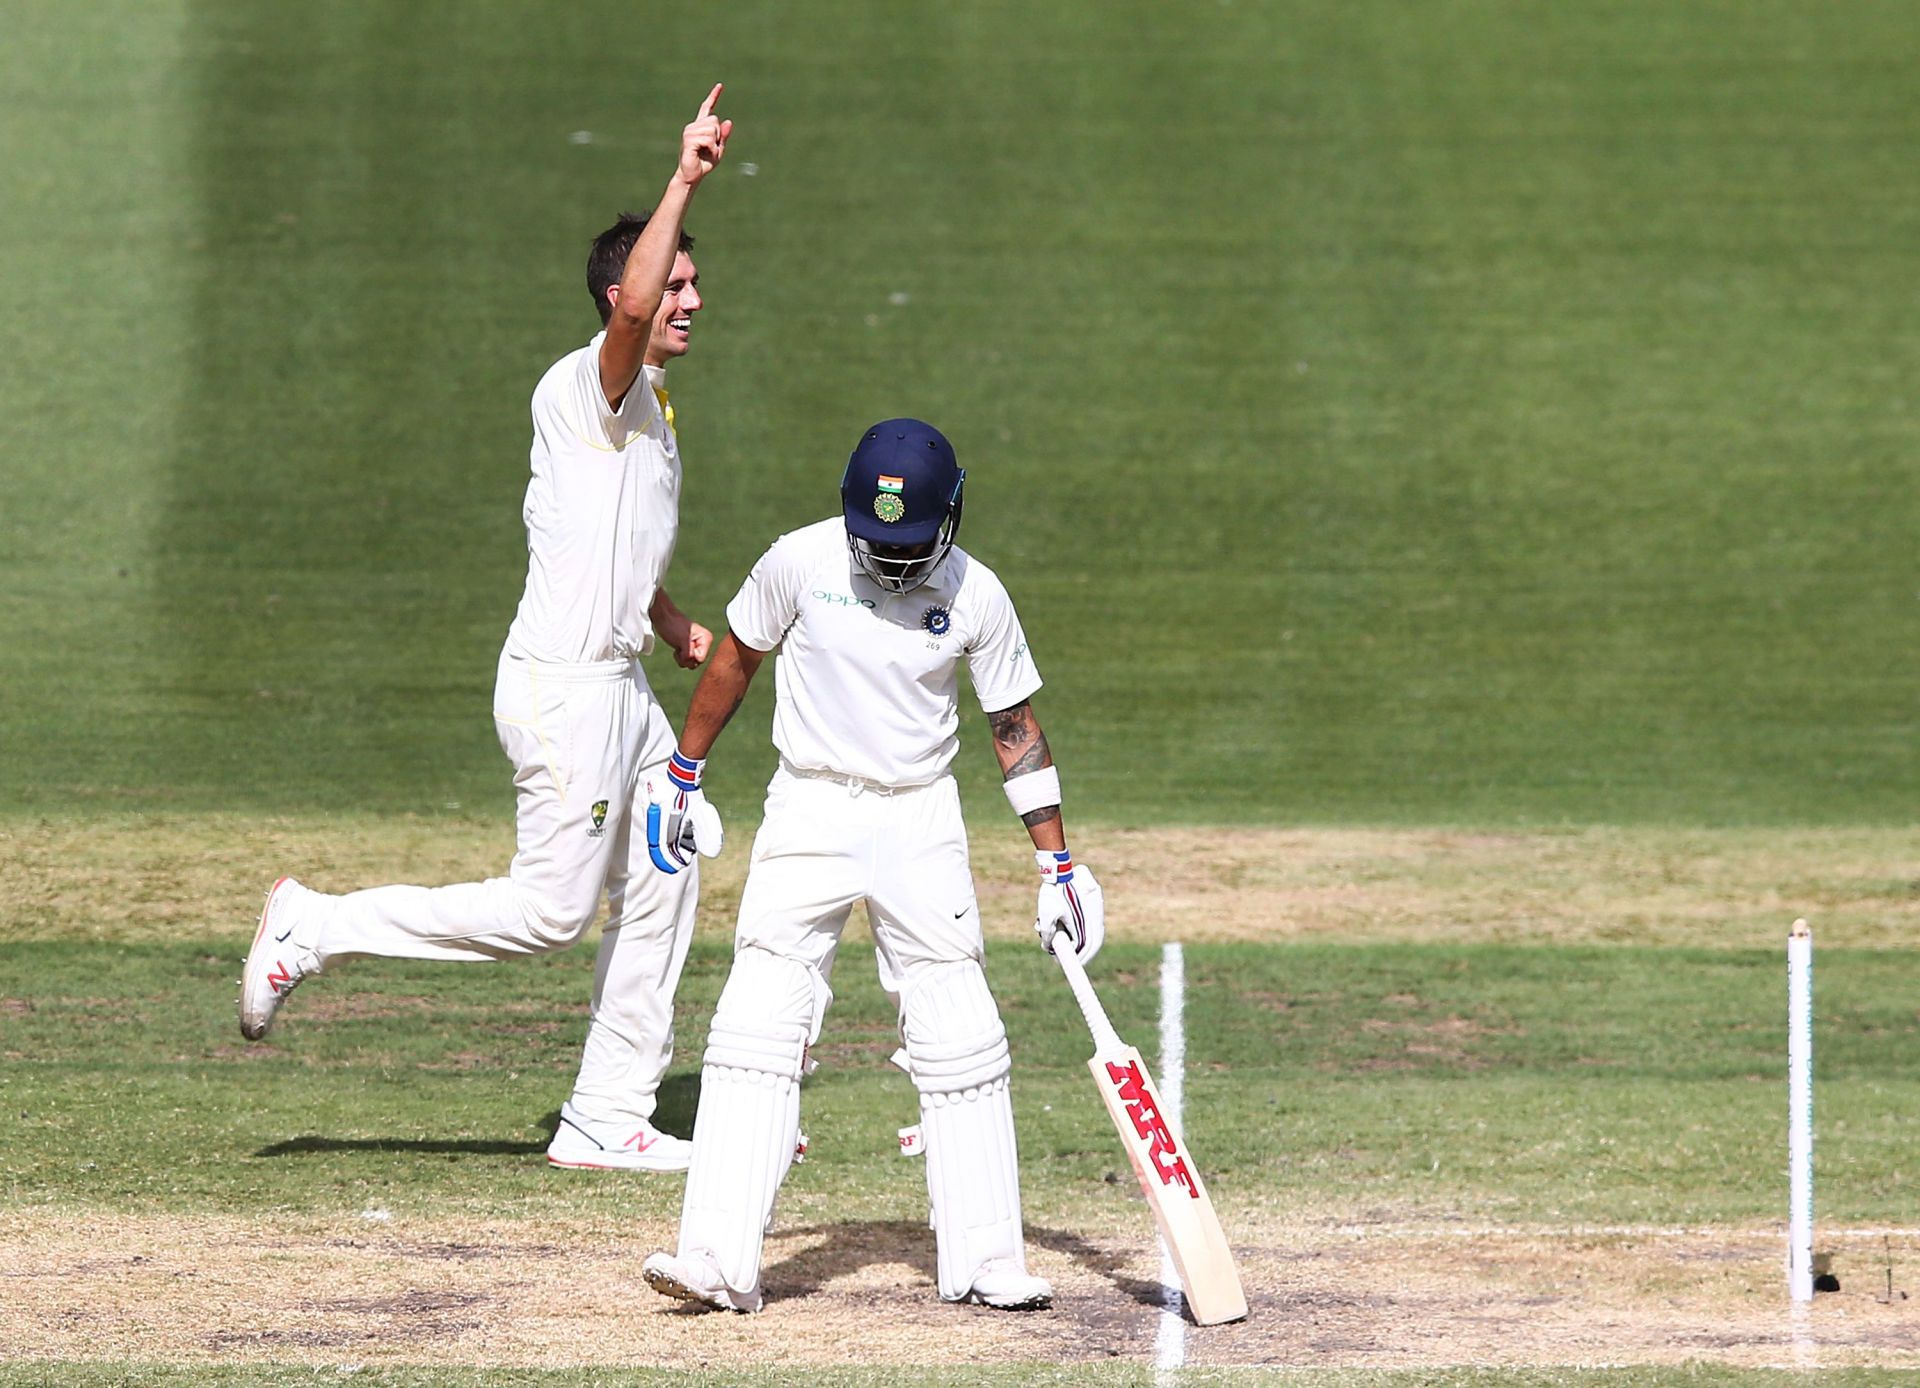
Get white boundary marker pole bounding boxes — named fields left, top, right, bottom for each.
left=1155, top=942, right=1188, bottom=1376
left=1787, top=918, right=1814, bottom=1304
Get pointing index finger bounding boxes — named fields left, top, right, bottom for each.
left=697, top=83, right=723, bottom=119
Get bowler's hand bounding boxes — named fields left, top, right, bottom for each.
left=651, top=594, right=711, bottom=669
left=679, top=84, right=732, bottom=187
left=672, top=621, right=713, bottom=670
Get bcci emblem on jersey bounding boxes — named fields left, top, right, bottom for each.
left=588, top=800, right=609, bottom=838
left=874, top=473, right=906, bottom=523
left=921, top=604, right=951, bottom=637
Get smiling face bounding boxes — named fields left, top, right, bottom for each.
left=601, top=250, right=703, bottom=366
left=645, top=251, right=701, bottom=365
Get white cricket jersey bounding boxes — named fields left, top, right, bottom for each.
left=505, top=334, right=680, bottom=663
left=725, top=517, right=1043, bottom=788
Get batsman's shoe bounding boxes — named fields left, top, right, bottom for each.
left=641, top=1250, right=763, bottom=1313
left=960, top=1259, right=1053, bottom=1311
left=546, top=1102, right=693, bottom=1173
left=239, top=876, right=323, bottom=1041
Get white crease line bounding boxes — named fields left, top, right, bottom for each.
left=1328, top=1224, right=1920, bottom=1240
left=1790, top=1300, right=1819, bottom=1370
left=1155, top=941, right=1186, bottom=1378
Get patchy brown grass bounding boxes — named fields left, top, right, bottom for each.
left=2, top=1209, right=1913, bottom=1371
left=3, top=814, right=1915, bottom=948
left=5, top=812, right=1916, bottom=1371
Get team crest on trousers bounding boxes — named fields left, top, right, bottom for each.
left=588, top=800, right=609, bottom=837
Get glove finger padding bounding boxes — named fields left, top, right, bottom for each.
left=646, top=781, right=724, bottom=873
left=1032, top=854, right=1105, bottom=966
left=686, top=792, right=724, bottom=858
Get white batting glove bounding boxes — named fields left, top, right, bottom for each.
left=1033, top=850, right=1105, bottom=966
left=646, top=751, right=724, bottom=874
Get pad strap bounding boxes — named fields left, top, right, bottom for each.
left=704, top=1020, right=811, bottom=1081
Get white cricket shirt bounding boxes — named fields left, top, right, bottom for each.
left=725, top=517, right=1043, bottom=788
left=505, top=335, right=680, bottom=663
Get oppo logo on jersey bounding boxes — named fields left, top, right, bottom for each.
left=1104, top=1059, right=1201, bottom=1199
left=811, top=589, right=877, bottom=609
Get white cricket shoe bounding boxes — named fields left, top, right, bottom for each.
left=545, top=1102, right=693, bottom=1173
left=641, top=1249, right=763, bottom=1313
left=961, top=1258, right=1053, bottom=1311
left=239, top=876, right=323, bottom=1041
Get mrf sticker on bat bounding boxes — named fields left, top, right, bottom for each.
left=1104, top=1059, right=1200, bottom=1198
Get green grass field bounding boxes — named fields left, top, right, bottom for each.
left=4, top=0, right=1917, bottom=1381
left=6, top=937, right=1920, bottom=1225
left=5, top=0, right=1915, bottom=825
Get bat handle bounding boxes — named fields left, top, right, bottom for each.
left=1050, top=927, right=1127, bottom=1058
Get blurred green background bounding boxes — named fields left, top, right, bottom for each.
left=2, top=0, right=1914, bottom=826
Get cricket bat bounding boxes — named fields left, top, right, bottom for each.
left=1051, top=931, right=1249, bottom=1325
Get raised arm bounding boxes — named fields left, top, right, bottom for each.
left=987, top=698, right=1107, bottom=966
left=599, top=84, right=732, bottom=409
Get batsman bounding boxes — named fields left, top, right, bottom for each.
left=639, top=419, right=1105, bottom=1312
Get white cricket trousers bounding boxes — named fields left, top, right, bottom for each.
left=735, top=762, right=985, bottom=995
left=311, top=649, right=698, bottom=1124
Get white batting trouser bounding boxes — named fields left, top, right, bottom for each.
left=674, top=764, right=1033, bottom=1301
left=309, top=650, right=697, bottom=1125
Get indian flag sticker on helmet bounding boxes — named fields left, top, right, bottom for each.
left=874, top=492, right=907, bottom=522
left=877, top=475, right=905, bottom=493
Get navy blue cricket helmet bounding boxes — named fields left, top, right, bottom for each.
left=840, top=418, right=965, bottom=593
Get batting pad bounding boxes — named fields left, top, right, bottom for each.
left=900, top=961, right=1028, bottom=1301
left=677, top=949, right=813, bottom=1297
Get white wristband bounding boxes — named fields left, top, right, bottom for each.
left=1003, top=766, right=1062, bottom=818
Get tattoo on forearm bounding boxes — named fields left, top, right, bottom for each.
left=1020, top=805, right=1062, bottom=831
left=1006, top=736, right=1050, bottom=777
left=989, top=701, right=1052, bottom=778
left=987, top=703, right=1031, bottom=750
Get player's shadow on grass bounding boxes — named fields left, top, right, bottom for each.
left=1026, top=1225, right=1167, bottom=1308
left=650, top=1071, right=699, bottom=1135
left=758, top=1219, right=1163, bottom=1309
left=251, top=1074, right=701, bottom=1160
left=254, top=1134, right=548, bottom=1158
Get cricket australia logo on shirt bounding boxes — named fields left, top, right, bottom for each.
left=588, top=800, right=609, bottom=838
left=873, top=474, right=906, bottom=523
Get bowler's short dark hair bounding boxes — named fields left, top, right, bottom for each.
left=587, top=214, right=696, bottom=325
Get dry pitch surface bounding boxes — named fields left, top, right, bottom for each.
left=5, top=1211, right=1916, bottom=1371
left=5, top=818, right=1918, bottom=1371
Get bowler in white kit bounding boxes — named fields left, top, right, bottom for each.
left=638, top=418, right=1106, bottom=1312
left=238, top=86, right=736, bottom=1173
